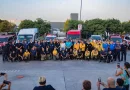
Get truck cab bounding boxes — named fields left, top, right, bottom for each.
left=16, top=28, right=38, bottom=43
left=67, top=30, right=81, bottom=40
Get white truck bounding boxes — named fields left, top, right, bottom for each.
left=16, top=28, right=38, bottom=43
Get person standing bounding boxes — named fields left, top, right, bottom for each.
left=115, top=41, right=121, bottom=62
left=2, top=42, right=8, bottom=62
left=115, top=62, right=130, bottom=90
left=121, top=41, right=127, bottom=62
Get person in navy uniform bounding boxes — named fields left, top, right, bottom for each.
left=115, top=41, right=121, bottom=62
left=121, top=41, right=128, bottom=62
left=49, top=41, right=54, bottom=59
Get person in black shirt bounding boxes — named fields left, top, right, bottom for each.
left=77, top=49, right=83, bottom=60
left=9, top=51, right=17, bottom=62
left=49, top=41, right=54, bottom=59
left=68, top=49, right=73, bottom=60
left=86, top=41, right=93, bottom=59
left=41, top=48, right=46, bottom=61
left=9, top=41, right=16, bottom=53
left=37, top=41, right=42, bottom=60
left=61, top=50, right=67, bottom=60
left=100, top=49, right=107, bottom=62
left=2, top=42, right=8, bottom=62
left=46, top=47, right=50, bottom=60
left=107, top=51, right=113, bottom=63
left=33, top=76, right=55, bottom=90
left=28, top=39, right=34, bottom=51
left=18, top=49, right=23, bottom=61
left=121, top=41, right=127, bottom=62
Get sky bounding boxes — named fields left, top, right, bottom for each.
left=0, top=0, right=130, bottom=24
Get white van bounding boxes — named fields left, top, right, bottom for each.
left=16, top=28, right=38, bottom=43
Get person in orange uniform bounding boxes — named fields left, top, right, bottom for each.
left=79, top=41, right=86, bottom=59
left=85, top=49, right=90, bottom=60
left=23, top=49, right=30, bottom=61
left=73, top=41, right=79, bottom=51
left=52, top=47, right=59, bottom=60
left=91, top=48, right=98, bottom=60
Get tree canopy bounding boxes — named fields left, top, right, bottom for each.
left=64, top=18, right=130, bottom=38
left=0, top=19, right=16, bottom=32
left=19, top=18, right=51, bottom=35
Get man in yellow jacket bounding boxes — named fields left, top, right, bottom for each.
left=85, top=49, right=90, bottom=60
left=73, top=41, right=79, bottom=51
left=79, top=41, right=86, bottom=59
left=23, top=49, right=30, bottom=61
left=91, top=48, right=98, bottom=60
left=53, top=47, right=59, bottom=60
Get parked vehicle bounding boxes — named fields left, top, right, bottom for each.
left=124, top=35, right=130, bottom=49
left=16, top=28, right=38, bottom=43
left=45, top=34, right=57, bottom=42
left=0, top=35, right=15, bottom=53
left=56, top=37, right=66, bottom=40
left=67, top=30, right=81, bottom=39
left=109, top=34, right=122, bottom=43
left=90, top=35, right=103, bottom=41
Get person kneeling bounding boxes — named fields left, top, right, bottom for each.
left=77, top=49, right=83, bottom=60
left=61, top=50, right=67, bottom=60
left=40, top=48, right=46, bottom=61
left=73, top=48, right=78, bottom=59
left=100, top=49, right=107, bottom=62
left=85, top=49, right=90, bottom=61
left=46, top=48, right=51, bottom=60
left=23, top=49, right=30, bottom=61
left=107, top=51, right=113, bottom=63
left=91, top=48, right=98, bottom=60
left=18, top=49, right=23, bottom=61
left=52, top=48, right=59, bottom=60
left=9, top=51, right=17, bottom=62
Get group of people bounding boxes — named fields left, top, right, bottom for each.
left=2, top=39, right=127, bottom=62
left=33, top=62, right=130, bottom=90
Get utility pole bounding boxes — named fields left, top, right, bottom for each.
left=80, top=0, right=82, bottom=21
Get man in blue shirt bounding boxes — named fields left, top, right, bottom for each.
left=102, top=41, right=108, bottom=52
left=65, top=40, right=72, bottom=51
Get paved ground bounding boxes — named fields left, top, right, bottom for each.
left=0, top=52, right=130, bottom=90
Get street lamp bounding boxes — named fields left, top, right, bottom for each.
left=80, top=0, right=82, bottom=21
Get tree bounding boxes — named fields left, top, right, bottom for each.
left=0, top=20, right=16, bottom=32
left=34, top=18, right=51, bottom=35
left=19, top=19, right=34, bottom=29
left=122, top=22, right=130, bottom=33
left=19, top=18, right=51, bottom=35
left=84, top=18, right=105, bottom=35
left=64, top=19, right=70, bottom=32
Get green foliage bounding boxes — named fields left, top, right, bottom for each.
left=34, top=18, right=51, bottom=35
left=19, top=19, right=34, bottom=29
left=0, top=19, right=16, bottom=32
left=64, top=18, right=130, bottom=39
left=19, top=18, right=51, bottom=35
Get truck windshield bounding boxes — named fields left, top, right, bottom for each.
left=0, top=38, right=8, bottom=43
left=18, top=35, right=33, bottom=42
left=45, top=37, right=56, bottom=41
left=91, top=36, right=102, bottom=40
left=67, top=34, right=80, bottom=39
left=111, top=38, right=122, bottom=43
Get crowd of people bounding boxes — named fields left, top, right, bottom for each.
left=2, top=39, right=128, bottom=62
left=33, top=62, right=130, bottom=90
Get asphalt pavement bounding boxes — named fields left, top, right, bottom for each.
left=0, top=52, right=130, bottom=90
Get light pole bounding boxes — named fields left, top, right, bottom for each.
left=80, top=0, right=82, bottom=21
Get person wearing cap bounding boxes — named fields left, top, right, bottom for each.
left=33, top=76, right=55, bottom=90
